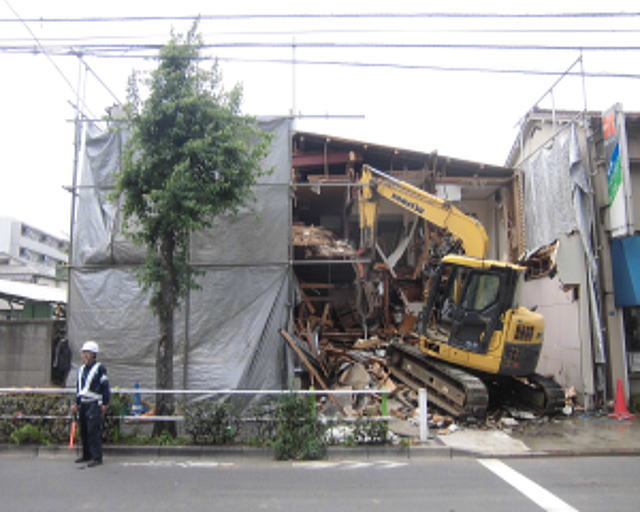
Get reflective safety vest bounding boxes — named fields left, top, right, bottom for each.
left=77, top=362, right=108, bottom=404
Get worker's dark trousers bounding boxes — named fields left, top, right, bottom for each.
left=79, top=401, right=103, bottom=462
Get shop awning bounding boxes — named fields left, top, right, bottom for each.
left=0, top=278, right=66, bottom=304
left=611, top=235, right=640, bottom=307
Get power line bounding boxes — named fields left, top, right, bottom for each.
left=1, top=0, right=95, bottom=117
left=76, top=53, right=122, bottom=105
left=205, top=42, right=640, bottom=51
left=212, top=56, right=640, bottom=80
left=4, top=41, right=640, bottom=53
left=7, top=46, right=639, bottom=80
left=3, top=27, right=640, bottom=43
left=0, top=12, right=639, bottom=23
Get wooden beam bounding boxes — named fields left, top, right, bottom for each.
left=300, top=283, right=337, bottom=289
left=279, top=329, right=347, bottom=415
left=297, top=284, right=316, bottom=314
left=292, top=151, right=363, bottom=168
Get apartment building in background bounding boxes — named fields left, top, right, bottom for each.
left=0, top=216, right=68, bottom=287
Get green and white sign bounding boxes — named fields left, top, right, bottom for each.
left=602, top=104, right=633, bottom=238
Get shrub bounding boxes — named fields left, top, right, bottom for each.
left=0, top=392, right=132, bottom=446
left=183, top=400, right=238, bottom=445
left=10, top=424, right=52, bottom=445
left=103, top=393, right=132, bottom=443
left=0, top=420, right=14, bottom=443
left=242, top=401, right=277, bottom=447
left=351, top=417, right=388, bottom=445
left=0, top=394, right=69, bottom=444
left=271, top=393, right=326, bottom=460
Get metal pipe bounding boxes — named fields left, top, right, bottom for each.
left=0, top=387, right=389, bottom=395
left=419, top=388, right=429, bottom=443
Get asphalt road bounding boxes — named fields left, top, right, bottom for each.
left=1, top=453, right=638, bottom=511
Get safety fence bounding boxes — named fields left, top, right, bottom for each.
left=0, top=387, right=430, bottom=444
left=0, top=387, right=392, bottom=421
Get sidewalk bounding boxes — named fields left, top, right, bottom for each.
left=436, top=413, right=640, bottom=457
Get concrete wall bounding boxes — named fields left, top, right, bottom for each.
left=519, top=230, right=595, bottom=403
left=521, top=277, right=582, bottom=391
left=466, top=199, right=497, bottom=260
left=0, top=320, right=54, bottom=386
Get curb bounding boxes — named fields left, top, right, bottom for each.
left=2, top=443, right=639, bottom=460
left=494, top=448, right=640, bottom=459
left=0, top=442, right=456, bottom=460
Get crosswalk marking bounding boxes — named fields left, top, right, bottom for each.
left=478, top=459, right=579, bottom=512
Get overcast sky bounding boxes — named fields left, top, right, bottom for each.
left=1, top=0, right=639, bottom=238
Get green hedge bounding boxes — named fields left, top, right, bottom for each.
left=0, top=393, right=389, bottom=456
left=0, top=394, right=70, bottom=444
left=0, top=393, right=131, bottom=445
left=272, top=394, right=327, bottom=460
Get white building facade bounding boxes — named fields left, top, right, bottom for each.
left=0, top=217, right=68, bottom=287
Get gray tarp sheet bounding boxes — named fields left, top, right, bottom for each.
left=68, top=117, right=293, bottom=394
left=521, top=122, right=606, bottom=364
left=521, top=128, right=578, bottom=250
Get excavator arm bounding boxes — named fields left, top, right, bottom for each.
left=358, top=165, right=489, bottom=259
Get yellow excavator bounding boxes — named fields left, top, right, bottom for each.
left=359, top=165, right=564, bottom=418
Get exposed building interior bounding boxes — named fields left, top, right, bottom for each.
left=291, top=131, right=524, bottom=341
left=287, top=131, right=556, bottom=418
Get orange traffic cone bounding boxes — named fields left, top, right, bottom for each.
left=609, top=379, right=634, bottom=420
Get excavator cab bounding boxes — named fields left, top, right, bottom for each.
left=415, top=253, right=545, bottom=379
left=423, top=255, right=521, bottom=356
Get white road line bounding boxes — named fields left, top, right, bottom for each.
left=121, top=460, right=234, bottom=468
left=343, top=462, right=372, bottom=470
left=177, top=461, right=234, bottom=468
left=478, top=459, right=579, bottom=512
left=293, top=460, right=408, bottom=470
left=376, top=460, right=409, bottom=469
left=292, top=461, right=341, bottom=469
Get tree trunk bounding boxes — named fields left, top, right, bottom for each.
left=153, top=234, right=177, bottom=437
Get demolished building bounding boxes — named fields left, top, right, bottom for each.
left=68, top=118, right=567, bottom=418
left=288, top=132, right=563, bottom=418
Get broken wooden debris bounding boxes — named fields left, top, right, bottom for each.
left=286, top=230, right=571, bottom=431
left=280, top=318, right=576, bottom=435
left=279, top=328, right=346, bottom=416
left=519, top=239, right=559, bottom=280
left=292, top=224, right=356, bottom=259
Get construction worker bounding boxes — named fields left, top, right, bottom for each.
left=71, top=340, right=110, bottom=467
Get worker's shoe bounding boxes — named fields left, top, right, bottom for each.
left=87, top=460, right=102, bottom=468
left=75, top=457, right=90, bottom=463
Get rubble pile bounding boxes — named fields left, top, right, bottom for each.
left=287, top=224, right=576, bottom=436
left=292, top=224, right=357, bottom=259
left=289, top=223, right=458, bottom=428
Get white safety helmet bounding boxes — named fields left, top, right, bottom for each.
left=81, top=340, right=99, bottom=354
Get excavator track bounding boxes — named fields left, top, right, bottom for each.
left=502, top=373, right=566, bottom=415
left=387, top=343, right=565, bottom=419
left=387, top=343, right=489, bottom=419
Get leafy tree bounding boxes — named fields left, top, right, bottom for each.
left=114, top=25, right=271, bottom=435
